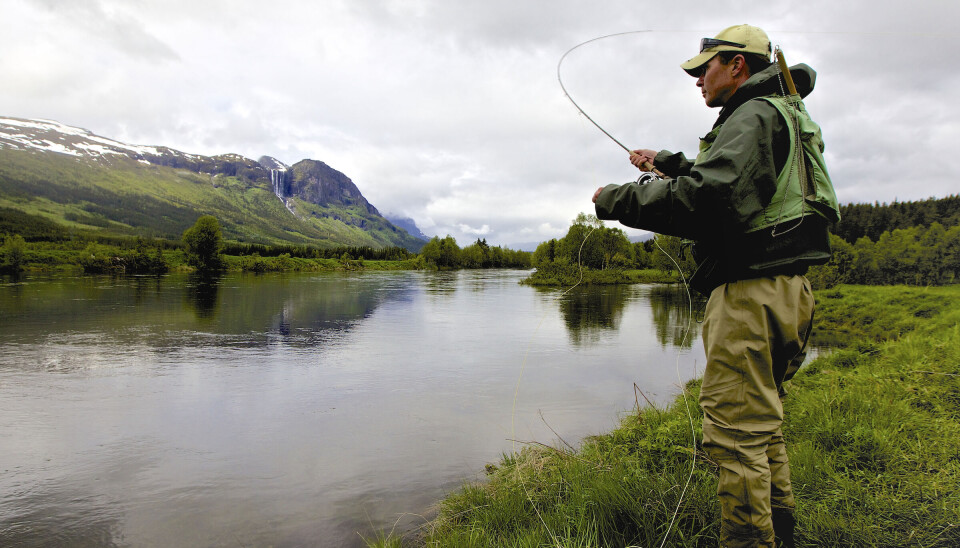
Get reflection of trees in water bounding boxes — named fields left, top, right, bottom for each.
left=647, top=285, right=705, bottom=349
left=0, top=273, right=25, bottom=301
left=462, top=269, right=515, bottom=293
left=132, top=275, right=163, bottom=305
left=558, top=286, right=629, bottom=347
left=185, top=272, right=222, bottom=320
left=422, top=271, right=460, bottom=295
left=1, top=273, right=419, bottom=349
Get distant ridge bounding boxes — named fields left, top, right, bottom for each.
left=0, top=117, right=424, bottom=251
left=385, top=214, right=429, bottom=241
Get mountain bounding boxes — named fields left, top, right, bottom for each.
left=384, top=214, right=430, bottom=242
left=0, top=117, right=424, bottom=251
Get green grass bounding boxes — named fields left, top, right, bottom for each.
left=5, top=239, right=421, bottom=275
left=810, top=285, right=958, bottom=347
left=786, top=288, right=960, bottom=545
left=521, top=265, right=678, bottom=286
left=370, top=285, right=960, bottom=547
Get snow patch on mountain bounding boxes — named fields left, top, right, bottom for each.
left=0, top=117, right=164, bottom=160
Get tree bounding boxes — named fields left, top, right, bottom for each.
left=0, top=234, right=26, bottom=273
left=632, top=241, right=652, bottom=269
left=917, top=223, right=948, bottom=285
left=594, top=226, right=631, bottom=270
left=533, top=239, right=557, bottom=267
left=475, top=238, right=491, bottom=267
left=182, top=215, right=225, bottom=272
left=940, top=225, right=960, bottom=284
left=130, top=236, right=169, bottom=274
left=487, top=245, right=505, bottom=268
left=557, top=213, right=605, bottom=269
left=874, top=227, right=920, bottom=285
left=503, top=247, right=532, bottom=268
left=459, top=243, right=484, bottom=268
left=649, top=234, right=696, bottom=277
left=420, top=235, right=461, bottom=268
left=807, top=234, right=856, bottom=289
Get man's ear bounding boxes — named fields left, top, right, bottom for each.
left=731, top=54, right=747, bottom=77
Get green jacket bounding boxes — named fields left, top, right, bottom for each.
left=594, top=63, right=838, bottom=293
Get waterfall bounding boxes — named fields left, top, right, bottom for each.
left=270, top=167, right=297, bottom=217
left=270, top=169, right=284, bottom=200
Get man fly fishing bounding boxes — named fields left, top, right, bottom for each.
left=592, top=24, right=840, bottom=547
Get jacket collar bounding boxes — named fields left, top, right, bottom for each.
left=713, top=63, right=817, bottom=128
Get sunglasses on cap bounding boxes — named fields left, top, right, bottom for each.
left=699, top=38, right=746, bottom=52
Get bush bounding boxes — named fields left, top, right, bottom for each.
left=0, top=234, right=26, bottom=273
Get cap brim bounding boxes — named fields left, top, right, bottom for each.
left=680, top=51, right=716, bottom=76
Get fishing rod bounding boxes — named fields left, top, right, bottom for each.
left=557, top=30, right=666, bottom=178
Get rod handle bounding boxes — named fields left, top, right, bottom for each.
left=775, top=48, right=798, bottom=96
left=630, top=152, right=666, bottom=178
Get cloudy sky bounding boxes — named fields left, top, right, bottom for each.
left=2, top=0, right=956, bottom=248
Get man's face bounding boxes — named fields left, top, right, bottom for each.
left=696, top=55, right=739, bottom=108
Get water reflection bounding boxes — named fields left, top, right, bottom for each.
left=0, top=271, right=24, bottom=286
left=0, top=274, right=24, bottom=308
left=0, top=272, right=415, bottom=350
left=557, top=285, right=629, bottom=347
left=131, top=274, right=163, bottom=306
left=0, top=271, right=703, bottom=548
left=548, top=283, right=705, bottom=349
left=422, top=270, right=459, bottom=295
left=648, top=285, right=705, bottom=348
left=184, top=272, right=222, bottom=320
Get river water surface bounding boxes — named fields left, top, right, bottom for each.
left=0, top=270, right=702, bottom=547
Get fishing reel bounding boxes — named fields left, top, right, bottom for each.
left=635, top=171, right=661, bottom=185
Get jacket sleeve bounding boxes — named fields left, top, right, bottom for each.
left=652, top=150, right=694, bottom=178
left=594, top=100, right=782, bottom=241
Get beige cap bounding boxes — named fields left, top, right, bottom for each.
left=680, top=24, right=772, bottom=76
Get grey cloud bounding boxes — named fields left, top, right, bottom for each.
left=35, top=0, right=181, bottom=62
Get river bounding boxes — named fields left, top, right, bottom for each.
left=0, top=270, right=702, bottom=547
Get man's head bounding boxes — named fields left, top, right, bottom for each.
left=681, top=24, right=772, bottom=107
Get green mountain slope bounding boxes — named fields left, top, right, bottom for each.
left=0, top=117, right=425, bottom=250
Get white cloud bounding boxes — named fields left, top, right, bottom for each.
left=457, top=224, right=491, bottom=236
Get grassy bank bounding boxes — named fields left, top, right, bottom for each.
left=521, top=264, right=679, bottom=286
left=224, top=254, right=421, bottom=273
left=371, top=285, right=960, bottom=547
left=1, top=238, right=421, bottom=275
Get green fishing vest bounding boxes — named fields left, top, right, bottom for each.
left=696, top=95, right=840, bottom=233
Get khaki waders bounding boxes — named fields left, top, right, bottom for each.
left=700, top=275, right=814, bottom=547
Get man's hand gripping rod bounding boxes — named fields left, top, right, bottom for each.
left=629, top=152, right=666, bottom=179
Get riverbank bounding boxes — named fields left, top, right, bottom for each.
left=1, top=239, right=423, bottom=275
left=520, top=264, right=679, bottom=286
left=369, top=285, right=960, bottom=547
